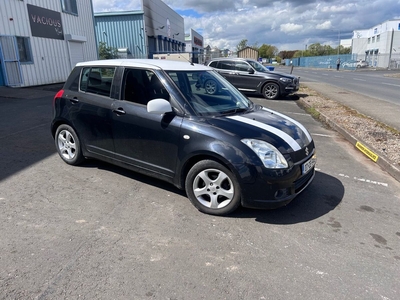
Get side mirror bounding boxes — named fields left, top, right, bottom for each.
left=248, top=68, right=254, bottom=74
left=147, top=98, right=173, bottom=114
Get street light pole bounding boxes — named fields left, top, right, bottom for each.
left=338, top=30, right=340, bottom=56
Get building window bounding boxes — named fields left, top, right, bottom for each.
left=372, top=36, right=375, bottom=43
left=61, top=0, right=78, bottom=15
left=368, top=38, right=370, bottom=44
left=377, top=35, right=380, bottom=42
left=16, top=37, right=33, bottom=63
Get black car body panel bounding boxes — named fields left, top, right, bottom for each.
left=51, top=59, right=315, bottom=214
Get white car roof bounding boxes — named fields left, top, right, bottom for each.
left=76, top=59, right=212, bottom=71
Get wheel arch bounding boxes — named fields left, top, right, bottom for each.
left=260, top=79, right=280, bottom=91
left=51, top=118, right=75, bottom=138
left=177, top=152, right=239, bottom=190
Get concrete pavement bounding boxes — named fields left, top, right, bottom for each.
left=0, top=83, right=63, bottom=99
left=297, top=81, right=400, bottom=182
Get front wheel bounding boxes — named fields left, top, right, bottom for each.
left=55, top=124, right=84, bottom=165
left=185, top=160, right=241, bottom=215
left=262, top=82, right=279, bottom=100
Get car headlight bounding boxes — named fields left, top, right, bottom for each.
left=280, top=77, right=293, bottom=83
left=242, top=139, right=288, bottom=169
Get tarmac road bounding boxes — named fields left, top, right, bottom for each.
left=0, top=86, right=399, bottom=299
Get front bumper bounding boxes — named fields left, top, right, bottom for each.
left=239, top=153, right=316, bottom=209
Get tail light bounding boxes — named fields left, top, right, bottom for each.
left=53, top=89, right=64, bottom=105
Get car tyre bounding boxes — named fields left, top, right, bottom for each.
left=55, top=124, right=84, bottom=166
left=185, top=160, right=241, bottom=215
left=204, top=79, right=217, bottom=95
left=262, top=82, right=279, bottom=100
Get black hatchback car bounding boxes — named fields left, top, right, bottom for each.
left=207, top=58, right=299, bottom=100
left=51, top=59, right=316, bottom=215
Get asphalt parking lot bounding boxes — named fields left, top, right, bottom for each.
left=0, top=90, right=399, bottom=299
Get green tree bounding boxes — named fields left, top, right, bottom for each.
left=236, top=39, right=248, bottom=52
left=98, top=42, right=118, bottom=60
left=278, top=50, right=297, bottom=59
left=258, top=44, right=278, bottom=59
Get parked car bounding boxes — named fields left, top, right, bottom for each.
left=342, top=59, right=369, bottom=69
left=51, top=59, right=316, bottom=216
left=207, top=58, right=299, bottom=100
left=356, top=60, right=369, bottom=68
left=341, top=60, right=357, bottom=68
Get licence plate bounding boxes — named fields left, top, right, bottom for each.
left=302, top=155, right=316, bottom=174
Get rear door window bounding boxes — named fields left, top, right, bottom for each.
left=219, top=61, right=234, bottom=70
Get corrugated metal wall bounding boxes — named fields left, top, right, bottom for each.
left=95, top=13, right=146, bottom=59
left=0, top=0, right=97, bottom=87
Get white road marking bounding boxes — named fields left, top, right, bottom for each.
left=381, top=82, right=400, bottom=88
left=315, top=169, right=388, bottom=187
left=352, top=78, right=366, bottom=81
left=312, top=133, right=334, bottom=137
left=283, top=112, right=310, bottom=116
left=338, top=173, right=388, bottom=187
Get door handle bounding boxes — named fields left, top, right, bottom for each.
left=65, top=94, right=79, bottom=103
left=113, top=108, right=126, bottom=115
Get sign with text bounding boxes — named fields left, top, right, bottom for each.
left=27, top=4, right=64, bottom=40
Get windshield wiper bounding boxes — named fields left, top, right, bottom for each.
left=220, top=107, right=248, bottom=115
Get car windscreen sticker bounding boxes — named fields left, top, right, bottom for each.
left=228, top=115, right=302, bottom=151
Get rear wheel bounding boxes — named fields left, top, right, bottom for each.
left=185, top=160, right=241, bottom=215
left=55, top=124, right=84, bottom=165
left=262, top=82, right=279, bottom=100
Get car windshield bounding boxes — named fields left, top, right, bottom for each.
left=165, top=70, right=253, bottom=116
left=247, top=60, right=268, bottom=72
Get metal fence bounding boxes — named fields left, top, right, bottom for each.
left=285, top=53, right=400, bottom=70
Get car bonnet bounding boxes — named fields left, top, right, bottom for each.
left=207, top=107, right=312, bottom=153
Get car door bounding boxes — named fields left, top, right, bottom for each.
left=111, top=68, right=183, bottom=179
left=63, top=66, right=116, bottom=159
left=232, top=61, right=259, bottom=92
left=210, top=60, right=237, bottom=85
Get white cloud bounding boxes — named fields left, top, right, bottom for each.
left=316, top=21, right=332, bottom=30
left=280, top=23, right=304, bottom=33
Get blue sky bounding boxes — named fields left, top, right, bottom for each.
left=92, top=0, right=400, bottom=52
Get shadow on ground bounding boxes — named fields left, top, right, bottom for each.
left=81, top=161, right=343, bottom=224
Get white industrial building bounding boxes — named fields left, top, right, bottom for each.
left=0, top=0, right=98, bottom=87
left=184, top=28, right=204, bottom=64
left=352, top=19, right=400, bottom=68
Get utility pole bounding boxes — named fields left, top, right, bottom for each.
left=337, top=30, right=340, bottom=56
left=388, top=28, right=394, bottom=70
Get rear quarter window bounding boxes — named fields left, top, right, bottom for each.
left=63, top=67, right=81, bottom=91
left=80, top=67, right=116, bottom=97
